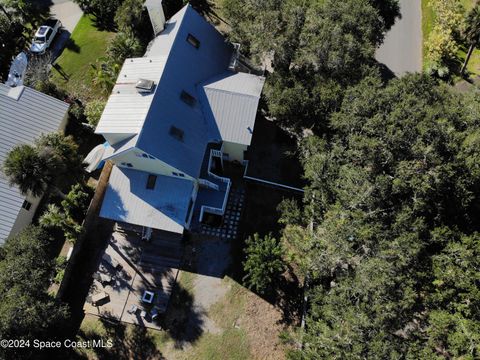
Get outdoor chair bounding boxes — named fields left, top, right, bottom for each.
left=127, top=304, right=138, bottom=314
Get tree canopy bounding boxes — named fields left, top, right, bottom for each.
left=3, top=133, right=84, bottom=198
left=0, top=227, right=69, bottom=359
left=223, top=0, right=400, bottom=135
left=282, top=74, right=480, bottom=359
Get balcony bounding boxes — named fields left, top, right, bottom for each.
left=192, top=143, right=232, bottom=227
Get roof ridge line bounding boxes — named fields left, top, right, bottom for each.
left=203, top=85, right=260, bottom=99
left=134, top=5, right=191, bottom=153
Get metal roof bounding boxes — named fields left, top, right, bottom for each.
left=145, top=5, right=187, bottom=57
left=100, top=166, right=193, bottom=233
left=95, top=56, right=167, bottom=136
left=95, top=5, right=265, bottom=178
left=200, top=72, right=265, bottom=145
left=135, top=5, right=234, bottom=178
left=0, top=84, right=69, bottom=244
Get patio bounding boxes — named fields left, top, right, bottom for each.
left=84, top=223, right=183, bottom=330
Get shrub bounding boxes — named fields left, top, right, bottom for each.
left=424, top=0, right=464, bottom=74
left=85, top=99, right=106, bottom=127
left=243, top=233, right=285, bottom=294
left=107, top=31, right=143, bottom=64
left=114, top=0, right=144, bottom=31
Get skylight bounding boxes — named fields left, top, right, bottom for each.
left=180, top=90, right=196, bottom=107
left=169, top=126, right=184, bottom=142
left=186, top=33, right=200, bottom=49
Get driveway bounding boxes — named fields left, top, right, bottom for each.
left=375, top=0, right=422, bottom=76
left=49, top=0, right=83, bottom=60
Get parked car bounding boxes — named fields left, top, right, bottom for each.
left=29, top=19, right=62, bottom=55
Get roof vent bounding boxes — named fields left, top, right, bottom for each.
left=135, top=78, right=155, bottom=93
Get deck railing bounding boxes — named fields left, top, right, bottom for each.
left=199, top=149, right=232, bottom=222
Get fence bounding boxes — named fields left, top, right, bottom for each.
left=56, top=161, right=113, bottom=301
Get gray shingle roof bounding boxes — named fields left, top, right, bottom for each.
left=0, top=84, right=69, bottom=244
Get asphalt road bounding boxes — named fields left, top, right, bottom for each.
left=375, top=0, right=422, bottom=76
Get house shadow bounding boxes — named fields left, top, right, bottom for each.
left=59, top=218, right=116, bottom=336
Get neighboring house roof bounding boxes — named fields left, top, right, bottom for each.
left=100, top=166, right=193, bottom=234
left=200, top=71, right=265, bottom=145
left=95, top=56, right=167, bottom=136
left=0, top=84, right=69, bottom=244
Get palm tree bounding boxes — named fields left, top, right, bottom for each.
left=2, top=144, right=53, bottom=197
left=461, top=5, right=480, bottom=75
left=91, top=57, right=120, bottom=94
left=39, top=204, right=82, bottom=242
left=2, top=139, right=77, bottom=199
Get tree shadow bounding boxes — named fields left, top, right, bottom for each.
left=65, top=37, right=80, bottom=53
left=64, top=115, right=104, bottom=158
left=72, top=316, right=164, bottom=359
left=158, top=281, right=205, bottom=349
left=275, top=265, right=303, bottom=326
left=92, top=17, right=116, bottom=32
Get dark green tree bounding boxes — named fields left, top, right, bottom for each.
left=0, top=226, right=70, bottom=359
left=107, top=31, right=143, bottom=64
left=2, top=144, right=57, bottom=197
left=74, top=0, right=124, bottom=28
left=3, top=133, right=84, bottom=199
left=243, top=233, right=285, bottom=294
left=285, top=74, right=480, bottom=358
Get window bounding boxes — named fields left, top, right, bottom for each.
left=46, top=28, right=53, bottom=41
left=180, top=90, right=196, bottom=107
left=172, top=172, right=179, bottom=176
left=169, top=126, right=184, bottom=142
left=121, top=162, right=133, bottom=168
left=22, top=200, right=32, bottom=211
left=142, top=154, right=149, bottom=158
left=187, top=33, right=200, bottom=49
left=146, top=174, right=157, bottom=190
left=179, top=173, right=185, bottom=177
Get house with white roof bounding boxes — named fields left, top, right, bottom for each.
left=0, top=84, right=69, bottom=244
left=96, top=4, right=265, bottom=235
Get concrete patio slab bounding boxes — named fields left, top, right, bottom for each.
left=84, top=225, right=183, bottom=331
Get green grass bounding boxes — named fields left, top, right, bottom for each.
left=77, top=316, right=170, bottom=358
left=421, top=0, right=435, bottom=65
left=51, top=15, right=115, bottom=100
left=180, top=329, right=251, bottom=360
left=179, top=278, right=251, bottom=360
left=178, top=270, right=196, bottom=292
left=209, top=277, right=247, bottom=329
